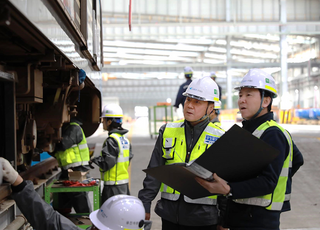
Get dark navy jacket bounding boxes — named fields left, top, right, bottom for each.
left=174, top=79, right=192, bottom=108
left=224, top=112, right=303, bottom=230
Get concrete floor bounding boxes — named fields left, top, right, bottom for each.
left=87, top=118, right=320, bottom=230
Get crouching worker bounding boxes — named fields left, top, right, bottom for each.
left=0, top=157, right=145, bottom=230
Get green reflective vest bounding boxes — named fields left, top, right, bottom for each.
left=101, top=133, right=130, bottom=185
left=233, top=120, right=293, bottom=211
left=161, top=120, right=225, bottom=205
left=55, top=122, right=90, bottom=170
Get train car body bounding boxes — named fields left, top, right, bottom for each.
left=0, top=0, right=103, bottom=228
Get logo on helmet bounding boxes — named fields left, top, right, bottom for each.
left=214, top=89, right=217, bottom=94
left=265, top=78, right=270, bottom=83
left=189, top=87, right=202, bottom=93
left=100, top=209, right=107, bottom=218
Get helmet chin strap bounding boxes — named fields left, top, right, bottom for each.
left=248, top=90, right=265, bottom=121
left=193, top=103, right=212, bottom=123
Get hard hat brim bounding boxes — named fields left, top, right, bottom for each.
left=182, top=92, right=207, bottom=101
left=89, top=210, right=113, bottom=230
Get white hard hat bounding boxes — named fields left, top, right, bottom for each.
left=184, top=66, right=193, bottom=74
left=101, top=104, right=123, bottom=118
left=183, top=76, right=220, bottom=103
left=214, top=100, right=221, bottom=109
left=90, top=195, right=145, bottom=230
left=234, top=69, right=278, bottom=98
left=210, top=71, right=217, bottom=78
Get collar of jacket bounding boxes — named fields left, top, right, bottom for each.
left=242, top=112, right=274, bottom=133
left=184, top=117, right=210, bottom=152
left=109, top=128, right=128, bottom=135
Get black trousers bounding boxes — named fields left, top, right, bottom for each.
left=162, top=218, right=217, bottom=230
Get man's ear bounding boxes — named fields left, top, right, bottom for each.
left=107, top=119, right=113, bottom=126
left=208, top=102, right=215, bottom=114
left=262, top=96, right=272, bottom=108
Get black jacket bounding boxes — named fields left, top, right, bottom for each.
left=174, top=79, right=192, bottom=108
left=138, top=118, right=225, bottom=226
left=224, top=112, right=303, bottom=230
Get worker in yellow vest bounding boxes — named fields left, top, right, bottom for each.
left=196, top=69, right=304, bottom=230
left=53, top=116, right=91, bottom=215
left=91, top=104, right=133, bottom=204
left=139, top=76, right=227, bottom=230
left=210, top=100, right=222, bottom=128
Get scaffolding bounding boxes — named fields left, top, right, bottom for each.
left=149, top=105, right=174, bottom=138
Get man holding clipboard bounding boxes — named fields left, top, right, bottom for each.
left=139, top=76, right=225, bottom=230
left=196, top=69, right=304, bottom=230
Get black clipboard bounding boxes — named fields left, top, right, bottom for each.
left=143, top=124, right=279, bottom=199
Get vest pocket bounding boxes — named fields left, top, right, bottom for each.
left=162, top=138, right=176, bottom=160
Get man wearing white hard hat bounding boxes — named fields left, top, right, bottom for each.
left=91, top=104, right=133, bottom=204
left=196, top=69, right=304, bottom=230
left=173, top=66, right=193, bottom=112
left=139, top=76, right=226, bottom=229
left=0, top=157, right=146, bottom=230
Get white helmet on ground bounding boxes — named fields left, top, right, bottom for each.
left=101, top=104, right=123, bottom=118
left=90, top=195, right=145, bottom=230
left=234, top=69, right=278, bottom=98
left=183, top=76, right=220, bottom=103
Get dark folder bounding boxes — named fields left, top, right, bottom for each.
left=143, top=124, right=279, bottom=199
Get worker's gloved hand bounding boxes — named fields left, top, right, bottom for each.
left=174, top=107, right=178, bottom=113
left=0, top=157, right=18, bottom=184
left=79, top=69, right=86, bottom=85
left=89, top=160, right=95, bottom=169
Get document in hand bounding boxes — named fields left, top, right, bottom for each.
left=143, top=124, right=279, bottom=199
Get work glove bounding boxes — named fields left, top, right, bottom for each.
left=0, top=157, right=18, bottom=184
left=174, top=107, right=178, bottom=113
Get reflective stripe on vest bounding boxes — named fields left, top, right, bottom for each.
left=55, top=122, right=90, bottom=170
left=233, top=120, right=293, bottom=211
left=161, top=120, right=224, bottom=205
left=101, top=133, right=130, bottom=185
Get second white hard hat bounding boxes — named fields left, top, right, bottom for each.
left=234, top=69, right=278, bottom=98
left=210, top=71, right=216, bottom=78
left=184, top=66, right=193, bottom=74
left=183, top=76, right=220, bottom=103
left=101, top=104, right=123, bottom=118
left=90, top=195, right=145, bottom=230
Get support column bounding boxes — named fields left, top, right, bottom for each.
left=279, top=0, right=289, bottom=109
left=226, top=0, right=233, bottom=109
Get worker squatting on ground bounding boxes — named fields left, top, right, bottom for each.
left=139, top=76, right=228, bottom=230
left=0, top=157, right=145, bottom=230
left=53, top=116, right=92, bottom=215
left=173, top=66, right=193, bottom=112
left=91, top=104, right=133, bottom=204
left=196, top=69, right=304, bottom=230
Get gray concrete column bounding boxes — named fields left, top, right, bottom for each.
left=279, top=0, right=289, bottom=109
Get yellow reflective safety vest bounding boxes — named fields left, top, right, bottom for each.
left=101, top=133, right=130, bottom=185
left=161, top=120, right=225, bottom=205
left=233, top=120, right=293, bottom=211
left=55, top=122, right=90, bottom=170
